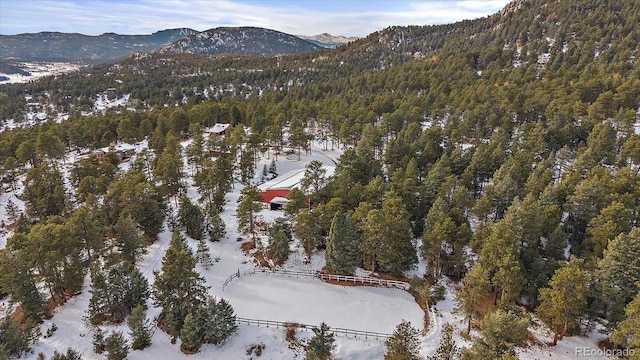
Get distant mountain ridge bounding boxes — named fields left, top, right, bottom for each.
left=0, top=28, right=197, bottom=63
left=0, top=27, right=327, bottom=63
left=156, top=27, right=323, bottom=56
left=295, top=33, right=359, bottom=48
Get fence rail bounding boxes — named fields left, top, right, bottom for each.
left=222, top=268, right=409, bottom=290
left=235, top=317, right=390, bottom=340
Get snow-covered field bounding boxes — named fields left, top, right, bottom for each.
left=0, top=62, right=81, bottom=85
left=0, top=137, right=613, bottom=359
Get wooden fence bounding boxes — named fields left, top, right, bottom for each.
left=235, top=317, right=391, bottom=340
left=222, top=267, right=409, bottom=290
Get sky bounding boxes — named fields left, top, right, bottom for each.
left=0, top=0, right=511, bottom=37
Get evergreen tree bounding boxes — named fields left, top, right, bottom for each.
left=306, top=322, right=335, bottom=360
left=104, top=331, right=129, bottom=360
left=422, top=197, right=457, bottom=279
left=268, top=227, right=290, bottom=264
left=495, top=194, right=551, bottom=306
left=361, top=193, right=417, bottom=276
left=595, top=228, right=640, bottom=330
left=153, top=231, right=208, bottom=338
left=429, top=323, right=460, bottom=360
left=198, top=297, right=238, bottom=345
left=358, top=204, right=382, bottom=273
left=363, top=176, right=387, bottom=209
left=27, top=219, right=85, bottom=302
left=206, top=207, right=227, bottom=242
left=178, top=195, right=205, bottom=240
left=325, top=211, right=361, bottom=275
left=154, top=136, right=184, bottom=199
left=564, top=173, right=608, bottom=254
left=0, top=315, right=33, bottom=358
left=180, top=312, right=202, bottom=353
left=3, top=156, right=19, bottom=191
left=196, top=238, right=214, bottom=270
left=301, top=160, right=328, bottom=204
left=88, top=262, right=149, bottom=324
left=285, top=187, right=307, bottom=219
left=126, top=266, right=151, bottom=312
left=0, top=248, right=49, bottom=324
left=102, top=170, right=166, bottom=241
left=128, top=304, right=153, bottom=350
left=384, top=320, right=421, bottom=360
left=268, top=158, right=277, bottom=178
left=239, top=148, right=256, bottom=185
left=114, top=214, right=144, bottom=265
left=294, top=208, right=322, bottom=261
left=195, top=156, right=232, bottom=213
left=455, top=264, right=491, bottom=335
left=50, top=347, right=83, bottom=360
left=236, top=185, right=262, bottom=241
left=390, top=157, right=426, bottom=237
left=475, top=221, right=523, bottom=307
left=23, top=163, right=68, bottom=220
left=4, top=199, right=20, bottom=225
left=611, top=291, right=640, bottom=358
left=92, top=326, right=106, bottom=353
left=462, top=309, right=529, bottom=360
left=536, top=257, right=589, bottom=345
left=67, top=205, right=104, bottom=263
left=585, top=201, right=633, bottom=260
left=186, top=133, right=205, bottom=173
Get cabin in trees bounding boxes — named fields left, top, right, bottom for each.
left=93, top=142, right=136, bottom=163
left=258, top=165, right=335, bottom=210
left=206, top=123, right=231, bottom=136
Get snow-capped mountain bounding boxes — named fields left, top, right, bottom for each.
left=295, top=33, right=359, bottom=48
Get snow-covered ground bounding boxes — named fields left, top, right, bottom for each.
left=0, top=62, right=81, bottom=85
left=93, top=93, right=131, bottom=113
left=0, top=137, right=614, bottom=359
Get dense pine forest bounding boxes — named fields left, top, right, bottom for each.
left=0, top=0, right=639, bottom=359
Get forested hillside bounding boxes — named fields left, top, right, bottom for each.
left=156, top=27, right=323, bottom=56
left=0, top=29, right=197, bottom=63
left=0, top=0, right=639, bottom=358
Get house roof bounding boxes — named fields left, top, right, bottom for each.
left=257, top=165, right=336, bottom=192
left=208, top=123, right=230, bottom=134
left=99, top=142, right=136, bottom=153
left=258, top=168, right=305, bottom=192
left=269, top=196, right=289, bottom=205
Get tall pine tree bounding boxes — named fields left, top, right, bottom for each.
left=268, top=227, right=290, bottom=264
left=536, top=257, right=589, bottom=345
left=153, top=231, right=208, bottom=338
left=596, top=228, right=640, bottom=330
left=611, top=291, right=640, bottom=357
left=236, top=185, right=262, bottom=242
left=325, top=211, right=361, bottom=275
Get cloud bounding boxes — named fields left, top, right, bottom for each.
left=0, top=0, right=511, bottom=36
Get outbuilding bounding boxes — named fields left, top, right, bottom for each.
left=257, top=165, right=335, bottom=208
